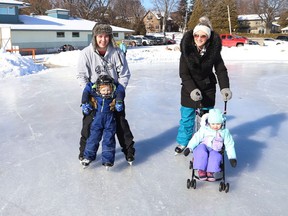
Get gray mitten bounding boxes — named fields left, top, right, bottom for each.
left=190, top=89, right=202, bottom=101
left=221, top=88, right=232, bottom=101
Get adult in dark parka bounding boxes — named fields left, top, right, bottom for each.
left=175, top=16, right=232, bottom=154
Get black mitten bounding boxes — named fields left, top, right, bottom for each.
left=183, top=148, right=191, bottom=157
left=229, top=159, right=237, bottom=168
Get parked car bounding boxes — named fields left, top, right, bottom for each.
left=275, top=35, right=288, bottom=42
left=144, top=35, right=163, bottom=45
left=135, top=36, right=155, bottom=46
left=58, top=44, right=75, bottom=52
left=248, top=40, right=260, bottom=45
left=123, top=35, right=142, bottom=46
left=220, top=34, right=248, bottom=47
left=166, top=37, right=176, bottom=44
left=263, top=38, right=283, bottom=46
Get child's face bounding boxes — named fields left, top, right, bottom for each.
left=209, top=123, right=222, bottom=131
left=99, top=85, right=112, bottom=96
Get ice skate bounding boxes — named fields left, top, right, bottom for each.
left=126, top=155, right=134, bottom=166
left=103, top=162, right=113, bottom=171
left=125, top=149, right=135, bottom=166
left=174, top=145, right=186, bottom=155
left=81, top=158, right=91, bottom=169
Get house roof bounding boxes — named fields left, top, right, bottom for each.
left=0, top=0, right=30, bottom=8
left=238, top=14, right=262, bottom=21
left=0, top=14, right=134, bottom=33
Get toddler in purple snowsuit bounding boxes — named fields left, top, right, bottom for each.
left=185, top=108, right=237, bottom=181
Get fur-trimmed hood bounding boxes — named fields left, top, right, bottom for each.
left=180, top=30, right=222, bottom=67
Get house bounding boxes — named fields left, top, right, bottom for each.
left=142, top=10, right=174, bottom=33
left=281, top=26, right=288, bottom=34
left=0, top=0, right=133, bottom=54
left=238, top=14, right=282, bottom=34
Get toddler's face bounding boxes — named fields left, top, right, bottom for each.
left=209, top=123, right=222, bottom=131
left=99, top=85, right=112, bottom=96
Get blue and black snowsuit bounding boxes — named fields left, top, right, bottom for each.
left=82, top=82, right=125, bottom=165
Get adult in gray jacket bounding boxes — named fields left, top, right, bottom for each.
left=76, top=22, right=135, bottom=164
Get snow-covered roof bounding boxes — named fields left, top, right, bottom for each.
left=0, top=14, right=134, bottom=33
left=238, top=14, right=262, bottom=21
left=0, top=0, right=30, bottom=8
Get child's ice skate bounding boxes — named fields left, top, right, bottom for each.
left=81, top=158, right=91, bottom=169
left=174, top=145, right=186, bottom=155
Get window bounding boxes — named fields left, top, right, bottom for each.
left=113, top=33, right=119, bottom=38
left=0, top=6, right=15, bottom=15
left=57, top=32, right=65, bottom=38
left=72, top=32, right=79, bottom=37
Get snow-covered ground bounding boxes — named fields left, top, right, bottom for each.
left=0, top=42, right=288, bottom=216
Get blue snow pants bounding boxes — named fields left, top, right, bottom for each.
left=176, top=106, right=196, bottom=147
left=84, top=112, right=116, bottom=164
left=193, top=144, right=222, bottom=172
left=176, top=106, right=213, bottom=147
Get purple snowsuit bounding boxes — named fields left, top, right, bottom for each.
left=186, top=124, right=236, bottom=173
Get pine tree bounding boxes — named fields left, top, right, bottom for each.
left=208, top=0, right=238, bottom=34
left=187, top=0, right=205, bottom=30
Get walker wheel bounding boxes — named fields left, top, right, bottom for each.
left=192, top=179, right=196, bottom=189
left=225, top=183, right=230, bottom=193
left=187, top=179, right=191, bottom=189
left=189, top=161, right=193, bottom=169
left=219, top=182, right=225, bottom=192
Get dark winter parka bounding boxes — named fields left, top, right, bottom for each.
left=179, top=30, right=230, bottom=108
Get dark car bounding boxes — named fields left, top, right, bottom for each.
left=276, top=35, right=288, bottom=42
left=58, top=44, right=75, bottom=52
left=248, top=40, right=260, bottom=45
left=166, top=37, right=176, bottom=44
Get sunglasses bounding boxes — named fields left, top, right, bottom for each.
left=194, top=34, right=207, bottom=39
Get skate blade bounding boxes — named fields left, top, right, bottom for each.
left=128, top=161, right=133, bottom=165
left=82, top=165, right=88, bottom=169
left=105, top=166, right=110, bottom=171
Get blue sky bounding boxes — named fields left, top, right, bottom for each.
left=142, top=0, right=153, bottom=10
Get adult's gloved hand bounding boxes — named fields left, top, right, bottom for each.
left=221, top=88, right=232, bottom=101
left=190, top=89, right=202, bottom=101
left=81, top=103, right=93, bottom=115
left=115, top=101, right=123, bottom=112
left=229, top=159, right=237, bottom=168
left=183, top=148, right=191, bottom=157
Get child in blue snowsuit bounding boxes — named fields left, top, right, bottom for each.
left=81, top=75, right=125, bottom=168
left=184, top=108, right=237, bottom=181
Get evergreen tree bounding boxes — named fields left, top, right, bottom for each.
left=208, top=0, right=238, bottom=34
left=187, top=0, right=204, bottom=30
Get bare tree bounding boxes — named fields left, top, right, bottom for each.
left=151, top=0, right=179, bottom=33
left=51, top=0, right=113, bottom=21
left=21, top=0, right=52, bottom=15
left=252, top=0, right=287, bottom=33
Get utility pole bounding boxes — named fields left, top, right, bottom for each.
left=184, top=9, right=188, bottom=33
left=227, top=5, right=232, bottom=34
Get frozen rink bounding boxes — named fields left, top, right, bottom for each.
left=0, top=56, right=288, bottom=215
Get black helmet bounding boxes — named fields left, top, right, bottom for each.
left=93, top=75, right=115, bottom=98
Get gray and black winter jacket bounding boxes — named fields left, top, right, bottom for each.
left=179, top=30, right=230, bottom=108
